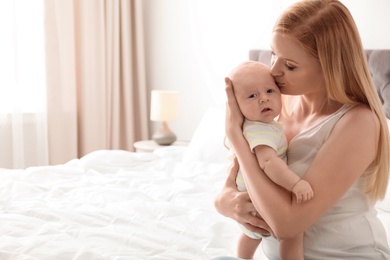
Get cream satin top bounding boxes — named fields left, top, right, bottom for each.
left=262, top=105, right=390, bottom=259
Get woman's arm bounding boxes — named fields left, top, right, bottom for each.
left=225, top=78, right=379, bottom=240
left=253, top=145, right=313, bottom=204
left=214, top=157, right=273, bottom=236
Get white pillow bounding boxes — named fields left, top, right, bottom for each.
left=182, top=106, right=230, bottom=164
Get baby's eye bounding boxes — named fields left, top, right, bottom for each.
left=266, top=89, right=274, bottom=94
left=248, top=93, right=258, bottom=99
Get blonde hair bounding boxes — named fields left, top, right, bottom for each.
left=274, top=0, right=389, bottom=201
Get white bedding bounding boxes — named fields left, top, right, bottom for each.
left=0, top=148, right=241, bottom=259
left=0, top=146, right=389, bottom=260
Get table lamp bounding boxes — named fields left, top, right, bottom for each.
left=150, top=90, right=179, bottom=145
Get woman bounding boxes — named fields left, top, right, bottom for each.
left=215, top=0, right=390, bottom=259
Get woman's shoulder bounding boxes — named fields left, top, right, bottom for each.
left=337, top=104, right=379, bottom=133
left=343, top=104, right=378, bottom=122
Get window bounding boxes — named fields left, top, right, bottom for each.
left=0, top=0, right=46, bottom=113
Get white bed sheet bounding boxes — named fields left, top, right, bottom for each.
left=0, top=148, right=389, bottom=260
left=0, top=148, right=243, bottom=260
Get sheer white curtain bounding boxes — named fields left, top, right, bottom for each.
left=0, top=0, right=48, bottom=168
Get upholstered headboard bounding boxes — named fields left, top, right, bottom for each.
left=249, top=49, right=390, bottom=119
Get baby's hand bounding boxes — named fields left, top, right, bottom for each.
left=291, top=180, right=314, bottom=204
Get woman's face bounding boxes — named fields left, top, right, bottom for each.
left=270, top=32, right=325, bottom=97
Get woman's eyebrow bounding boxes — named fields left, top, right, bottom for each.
left=285, top=58, right=299, bottom=64
left=269, top=46, right=299, bottom=64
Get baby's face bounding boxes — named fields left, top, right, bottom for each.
left=231, top=62, right=282, bottom=123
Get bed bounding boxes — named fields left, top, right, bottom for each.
left=0, top=50, right=389, bottom=260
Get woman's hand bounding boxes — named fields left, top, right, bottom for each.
left=225, top=77, right=244, bottom=142
left=214, top=157, right=272, bottom=236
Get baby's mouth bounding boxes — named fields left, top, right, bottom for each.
left=262, top=107, right=272, bottom=113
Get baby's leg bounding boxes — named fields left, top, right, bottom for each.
left=237, top=233, right=261, bottom=260
left=279, top=233, right=304, bottom=260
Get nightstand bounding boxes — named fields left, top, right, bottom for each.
left=133, top=140, right=189, bottom=153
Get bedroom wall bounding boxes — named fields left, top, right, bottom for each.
left=143, top=0, right=390, bottom=142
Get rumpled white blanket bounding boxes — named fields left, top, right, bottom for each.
left=0, top=148, right=388, bottom=260
left=0, top=148, right=244, bottom=260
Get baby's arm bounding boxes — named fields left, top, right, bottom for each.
left=253, top=145, right=314, bottom=203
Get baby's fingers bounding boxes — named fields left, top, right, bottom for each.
left=298, top=192, right=314, bottom=203
left=296, top=194, right=303, bottom=204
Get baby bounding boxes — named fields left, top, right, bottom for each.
left=226, top=61, right=314, bottom=260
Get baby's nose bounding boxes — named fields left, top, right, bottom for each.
left=260, top=96, right=269, bottom=103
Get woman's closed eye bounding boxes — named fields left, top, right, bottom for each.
left=285, top=63, right=296, bottom=71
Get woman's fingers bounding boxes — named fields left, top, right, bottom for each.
left=242, top=214, right=272, bottom=236
left=232, top=192, right=273, bottom=236
left=224, top=77, right=244, bottom=140
left=229, top=157, right=240, bottom=178
left=225, top=77, right=233, bottom=90
left=225, top=77, right=239, bottom=112
left=223, top=157, right=240, bottom=189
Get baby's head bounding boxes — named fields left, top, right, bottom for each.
left=229, top=61, right=282, bottom=123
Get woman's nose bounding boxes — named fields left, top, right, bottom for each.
left=270, top=59, right=283, bottom=77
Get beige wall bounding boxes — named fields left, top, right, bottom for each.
left=143, top=0, right=390, bottom=141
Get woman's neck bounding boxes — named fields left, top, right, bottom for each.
left=280, top=95, right=343, bottom=143
left=297, top=95, right=343, bottom=119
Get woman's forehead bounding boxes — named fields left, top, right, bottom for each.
left=270, top=32, right=310, bottom=63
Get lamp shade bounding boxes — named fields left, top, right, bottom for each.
left=150, top=90, right=179, bottom=122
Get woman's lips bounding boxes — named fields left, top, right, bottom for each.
left=276, top=81, right=284, bottom=87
